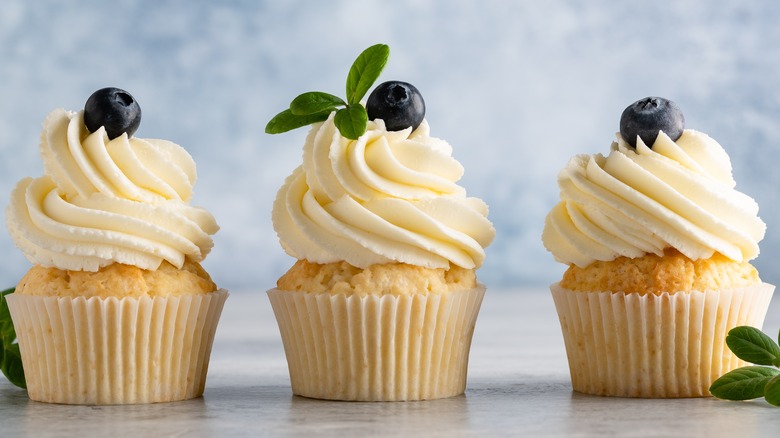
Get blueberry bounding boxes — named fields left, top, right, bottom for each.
left=84, top=87, right=142, bottom=140
left=366, top=81, right=425, bottom=132
left=619, top=97, right=684, bottom=148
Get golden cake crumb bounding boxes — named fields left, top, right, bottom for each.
left=277, top=260, right=477, bottom=296
left=15, top=260, right=217, bottom=298
left=560, top=249, right=759, bottom=294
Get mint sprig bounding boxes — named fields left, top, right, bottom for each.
left=265, top=43, right=390, bottom=140
left=0, top=287, right=25, bottom=389
left=710, top=326, right=780, bottom=405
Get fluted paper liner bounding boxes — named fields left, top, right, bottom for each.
left=6, top=289, right=228, bottom=405
left=550, top=283, right=774, bottom=398
left=267, top=285, right=485, bottom=401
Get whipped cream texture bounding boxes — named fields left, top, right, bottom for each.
left=273, top=113, right=494, bottom=269
left=7, top=109, right=218, bottom=271
left=542, top=130, right=765, bottom=267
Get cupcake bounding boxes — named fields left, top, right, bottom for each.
left=542, top=97, right=774, bottom=398
left=5, top=88, right=227, bottom=404
left=266, top=44, right=495, bottom=401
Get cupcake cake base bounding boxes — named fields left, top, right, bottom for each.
left=7, top=289, right=228, bottom=405
left=267, top=285, right=485, bottom=401
left=551, top=283, right=774, bottom=398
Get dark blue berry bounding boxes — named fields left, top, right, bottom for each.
left=366, top=81, right=425, bottom=132
left=619, top=97, right=684, bottom=148
left=84, top=87, right=142, bottom=140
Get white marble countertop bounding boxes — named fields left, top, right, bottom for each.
left=2, top=288, right=780, bottom=437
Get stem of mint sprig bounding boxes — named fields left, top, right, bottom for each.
left=710, top=326, right=780, bottom=405
left=265, top=43, right=390, bottom=140
left=0, top=287, right=25, bottom=389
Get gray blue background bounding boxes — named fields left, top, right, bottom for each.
left=1, top=1, right=779, bottom=291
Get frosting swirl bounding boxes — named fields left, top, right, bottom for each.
left=542, top=130, right=765, bottom=268
left=273, top=113, right=494, bottom=269
left=6, top=109, right=218, bottom=271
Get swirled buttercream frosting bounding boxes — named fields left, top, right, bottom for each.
left=273, top=113, right=494, bottom=269
left=7, top=109, right=218, bottom=271
left=542, top=130, right=765, bottom=268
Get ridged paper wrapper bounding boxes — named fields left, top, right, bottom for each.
left=6, top=289, right=228, bottom=405
left=267, top=285, right=485, bottom=401
left=550, top=282, right=774, bottom=398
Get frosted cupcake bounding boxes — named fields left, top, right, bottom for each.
left=542, top=97, right=773, bottom=398
left=5, top=88, right=227, bottom=404
left=266, top=44, right=495, bottom=401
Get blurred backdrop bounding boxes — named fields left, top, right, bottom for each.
left=1, top=0, right=779, bottom=291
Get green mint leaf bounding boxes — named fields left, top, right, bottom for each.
left=1, top=343, right=24, bottom=389
left=726, top=326, right=780, bottom=366
left=346, top=43, right=390, bottom=105
left=776, top=328, right=780, bottom=367
left=290, top=92, right=345, bottom=116
left=709, top=365, right=779, bottom=400
left=764, top=374, right=780, bottom=406
left=0, top=287, right=25, bottom=389
left=334, top=105, right=368, bottom=140
left=265, top=109, right=331, bottom=134
left=0, top=288, right=14, bottom=339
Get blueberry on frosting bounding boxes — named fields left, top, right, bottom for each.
left=366, top=81, right=425, bottom=132
left=619, top=97, right=684, bottom=148
left=84, top=87, right=142, bottom=140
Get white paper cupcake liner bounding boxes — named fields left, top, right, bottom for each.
left=6, top=289, right=228, bottom=405
left=267, top=285, right=486, bottom=401
left=550, top=283, right=774, bottom=398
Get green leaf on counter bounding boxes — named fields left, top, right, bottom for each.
left=764, top=374, right=780, bottom=406
left=726, top=326, right=780, bottom=366
left=0, top=287, right=25, bottom=389
left=709, top=366, right=778, bottom=400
